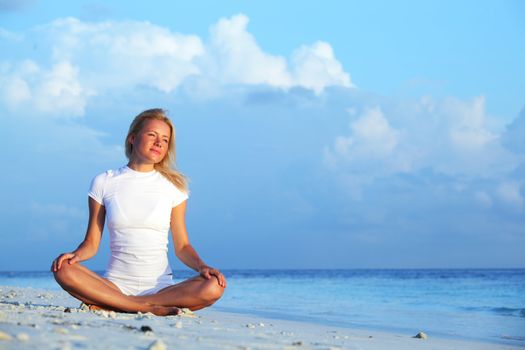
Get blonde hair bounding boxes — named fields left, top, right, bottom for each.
left=125, top=108, right=189, bottom=194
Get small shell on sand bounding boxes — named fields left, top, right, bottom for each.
left=413, top=331, right=428, bottom=339
left=174, top=321, right=182, bottom=329
left=37, top=293, right=53, bottom=299
left=55, top=327, right=69, bottom=334
left=180, top=308, right=196, bottom=318
left=5, top=290, right=17, bottom=298
left=148, top=339, right=167, bottom=350
left=0, top=331, right=12, bottom=341
left=16, top=333, right=29, bottom=341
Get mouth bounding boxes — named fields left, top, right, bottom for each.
left=150, top=148, right=161, bottom=155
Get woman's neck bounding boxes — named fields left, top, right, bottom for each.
left=127, top=161, right=155, bottom=173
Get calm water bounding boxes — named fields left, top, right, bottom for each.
left=1, top=269, right=524, bottom=346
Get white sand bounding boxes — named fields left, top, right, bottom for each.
left=0, top=285, right=520, bottom=350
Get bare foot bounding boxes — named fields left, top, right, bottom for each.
left=80, top=302, right=117, bottom=313
left=149, top=305, right=181, bottom=316
left=88, top=304, right=106, bottom=311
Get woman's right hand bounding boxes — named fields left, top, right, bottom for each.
left=51, top=253, right=80, bottom=272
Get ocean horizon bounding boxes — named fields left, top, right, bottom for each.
left=1, top=268, right=524, bottom=346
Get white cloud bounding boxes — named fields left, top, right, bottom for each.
left=206, top=14, right=292, bottom=87
left=0, top=59, right=90, bottom=116
left=0, top=15, right=352, bottom=113
left=324, top=106, right=405, bottom=176
left=204, top=14, right=352, bottom=94
left=446, top=96, right=498, bottom=151
left=44, top=17, right=204, bottom=93
left=36, top=61, right=89, bottom=115
left=325, top=96, right=521, bottom=181
left=291, top=41, right=352, bottom=94
left=1, top=17, right=206, bottom=116
left=349, top=106, right=399, bottom=156
left=1, top=74, right=30, bottom=105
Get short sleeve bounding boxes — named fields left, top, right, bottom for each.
left=172, top=189, right=189, bottom=208
left=88, top=172, right=108, bottom=205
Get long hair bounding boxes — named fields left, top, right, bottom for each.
left=125, top=108, right=189, bottom=194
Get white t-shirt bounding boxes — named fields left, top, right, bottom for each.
left=88, top=165, right=188, bottom=280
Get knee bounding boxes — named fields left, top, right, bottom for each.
left=53, top=262, right=78, bottom=286
left=200, top=277, right=225, bottom=305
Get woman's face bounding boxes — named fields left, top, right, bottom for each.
left=129, top=119, right=171, bottom=165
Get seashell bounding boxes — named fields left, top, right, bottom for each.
left=0, top=331, right=12, bottom=340
left=16, top=333, right=29, bottom=341
left=148, top=339, right=167, bottom=350
left=413, top=331, right=428, bottom=339
left=55, top=327, right=69, bottom=334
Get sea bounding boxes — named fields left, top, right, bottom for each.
left=1, top=269, right=524, bottom=346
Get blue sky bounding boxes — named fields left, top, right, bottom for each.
left=1, top=0, right=524, bottom=270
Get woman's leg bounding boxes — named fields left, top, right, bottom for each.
left=53, top=262, right=179, bottom=316
left=132, top=275, right=226, bottom=311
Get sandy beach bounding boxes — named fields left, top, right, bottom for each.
left=0, top=285, right=521, bottom=350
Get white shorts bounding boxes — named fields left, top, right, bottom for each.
left=105, top=273, right=175, bottom=296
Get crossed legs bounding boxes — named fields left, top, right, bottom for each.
left=53, top=262, right=225, bottom=315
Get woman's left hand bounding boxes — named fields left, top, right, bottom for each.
left=199, top=265, right=227, bottom=288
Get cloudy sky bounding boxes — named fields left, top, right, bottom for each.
left=1, top=0, right=524, bottom=271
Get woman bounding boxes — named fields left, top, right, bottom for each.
left=52, top=108, right=226, bottom=316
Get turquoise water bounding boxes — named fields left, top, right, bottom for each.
left=1, top=269, right=524, bottom=346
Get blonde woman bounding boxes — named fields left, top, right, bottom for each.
left=52, top=109, right=226, bottom=316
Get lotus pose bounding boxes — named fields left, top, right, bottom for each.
left=52, top=109, right=226, bottom=316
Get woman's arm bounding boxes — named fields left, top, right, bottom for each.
left=52, top=197, right=106, bottom=271
left=170, top=201, right=226, bottom=287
